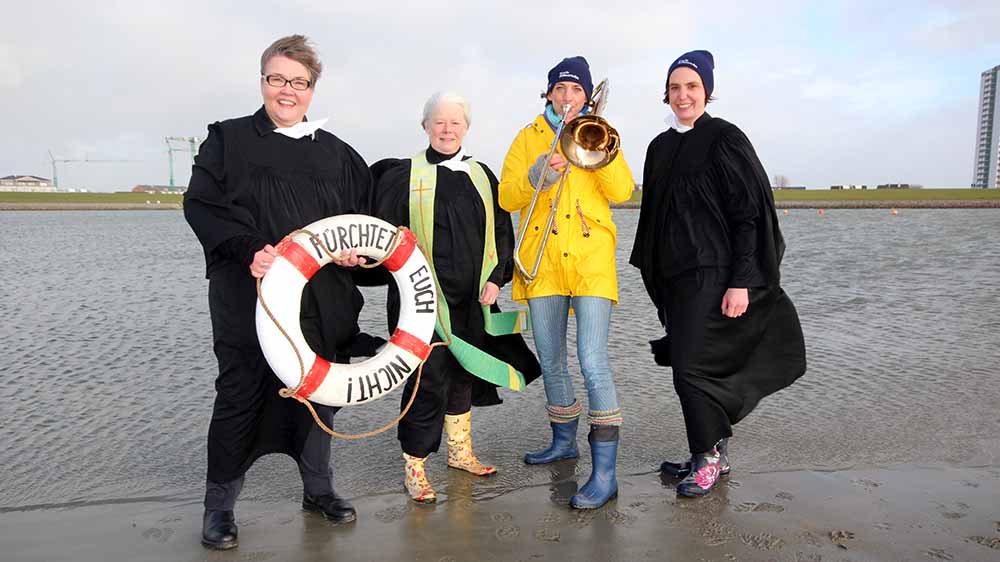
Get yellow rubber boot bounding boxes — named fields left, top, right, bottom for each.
left=446, top=412, right=497, bottom=476
left=403, top=453, right=436, bottom=503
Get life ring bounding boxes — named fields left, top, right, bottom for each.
left=255, top=214, right=437, bottom=407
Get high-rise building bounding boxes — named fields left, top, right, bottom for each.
left=973, top=64, right=1000, bottom=188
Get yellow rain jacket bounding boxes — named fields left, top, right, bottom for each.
left=499, top=114, right=635, bottom=304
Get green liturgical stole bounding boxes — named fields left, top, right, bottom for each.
left=408, top=150, right=530, bottom=391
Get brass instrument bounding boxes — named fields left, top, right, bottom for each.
left=513, top=79, right=620, bottom=283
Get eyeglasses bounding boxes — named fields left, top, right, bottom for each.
left=262, top=74, right=312, bottom=91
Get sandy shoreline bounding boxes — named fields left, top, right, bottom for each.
left=2, top=463, right=997, bottom=562
left=3, top=200, right=999, bottom=211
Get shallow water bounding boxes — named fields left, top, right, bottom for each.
left=1, top=209, right=998, bottom=509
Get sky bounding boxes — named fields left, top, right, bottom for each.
left=2, top=0, right=999, bottom=191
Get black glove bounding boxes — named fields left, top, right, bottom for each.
left=649, top=335, right=671, bottom=367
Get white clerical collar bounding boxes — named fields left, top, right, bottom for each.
left=664, top=112, right=693, bottom=134
left=438, top=146, right=472, bottom=175
left=274, top=117, right=328, bottom=140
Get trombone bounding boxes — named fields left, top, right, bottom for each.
left=512, top=79, right=620, bottom=283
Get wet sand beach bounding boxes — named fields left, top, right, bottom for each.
left=2, top=209, right=999, bottom=561
left=3, top=465, right=998, bottom=562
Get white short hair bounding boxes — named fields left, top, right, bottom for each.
left=421, top=91, right=471, bottom=129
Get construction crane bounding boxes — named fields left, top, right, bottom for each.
left=165, top=136, right=201, bottom=187
left=47, top=150, right=138, bottom=189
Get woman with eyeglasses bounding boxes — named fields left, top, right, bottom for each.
left=184, top=35, right=378, bottom=550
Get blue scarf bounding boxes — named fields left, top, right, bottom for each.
left=543, top=104, right=590, bottom=133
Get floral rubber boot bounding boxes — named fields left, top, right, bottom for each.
left=676, top=444, right=723, bottom=498
left=660, top=437, right=730, bottom=478
left=403, top=453, right=436, bottom=503
left=446, top=412, right=497, bottom=476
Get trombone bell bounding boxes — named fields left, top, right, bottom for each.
left=560, top=115, right=620, bottom=170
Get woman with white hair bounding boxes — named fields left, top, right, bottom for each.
left=372, top=92, right=540, bottom=503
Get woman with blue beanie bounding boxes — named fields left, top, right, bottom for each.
left=629, top=50, right=807, bottom=498
left=499, top=56, right=635, bottom=509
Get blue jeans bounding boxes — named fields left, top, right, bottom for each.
left=528, top=295, right=619, bottom=418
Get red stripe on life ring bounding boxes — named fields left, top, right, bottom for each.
left=276, top=237, right=321, bottom=280
left=390, top=328, right=432, bottom=361
left=381, top=228, right=417, bottom=272
left=293, top=355, right=331, bottom=400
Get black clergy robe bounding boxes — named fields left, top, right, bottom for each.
left=372, top=146, right=541, bottom=457
left=184, top=107, right=377, bottom=483
left=629, top=113, right=807, bottom=454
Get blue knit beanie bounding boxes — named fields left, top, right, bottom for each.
left=666, top=50, right=715, bottom=98
left=546, top=56, right=594, bottom=101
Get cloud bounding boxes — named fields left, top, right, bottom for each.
left=0, top=0, right=992, bottom=189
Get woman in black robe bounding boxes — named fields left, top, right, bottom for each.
left=372, top=92, right=540, bottom=503
left=629, top=50, right=807, bottom=498
left=184, top=35, right=377, bottom=549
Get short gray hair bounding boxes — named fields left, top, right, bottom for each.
left=260, top=35, right=322, bottom=84
left=421, top=91, right=471, bottom=129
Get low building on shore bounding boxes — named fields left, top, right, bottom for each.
left=1, top=174, right=55, bottom=192
left=830, top=184, right=868, bottom=190
left=131, top=185, right=185, bottom=194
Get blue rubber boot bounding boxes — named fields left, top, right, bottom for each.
left=570, top=426, right=619, bottom=509
left=524, top=419, right=579, bottom=464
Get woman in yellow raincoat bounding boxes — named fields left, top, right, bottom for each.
left=498, top=56, right=635, bottom=509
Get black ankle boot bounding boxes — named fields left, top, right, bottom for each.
left=303, top=492, right=357, bottom=524
left=201, top=509, right=238, bottom=550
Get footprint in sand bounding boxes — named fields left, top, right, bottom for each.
left=533, top=527, right=560, bottom=542
left=794, top=553, right=822, bottom=562
left=924, top=547, right=954, bottom=560
left=796, top=531, right=823, bottom=547
left=239, top=553, right=277, bottom=561
left=734, top=501, right=785, bottom=513
left=373, top=504, right=410, bottom=524
left=570, top=510, right=595, bottom=529
left=628, top=500, right=650, bottom=513
left=537, top=511, right=561, bottom=524
left=605, top=509, right=636, bottom=526
left=873, top=522, right=893, bottom=531
left=237, top=514, right=263, bottom=527
left=851, top=478, right=880, bottom=491
left=739, top=532, right=785, bottom=550
left=491, top=512, right=513, bottom=522
left=495, top=525, right=520, bottom=540
left=140, top=526, right=174, bottom=543
left=700, top=520, right=735, bottom=547
left=966, top=536, right=1000, bottom=550
left=829, top=529, right=855, bottom=547
left=775, top=491, right=795, bottom=501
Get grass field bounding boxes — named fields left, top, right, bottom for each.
left=626, top=188, right=1000, bottom=204
left=0, top=192, right=184, bottom=204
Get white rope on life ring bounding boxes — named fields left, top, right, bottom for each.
left=255, top=214, right=437, bottom=408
